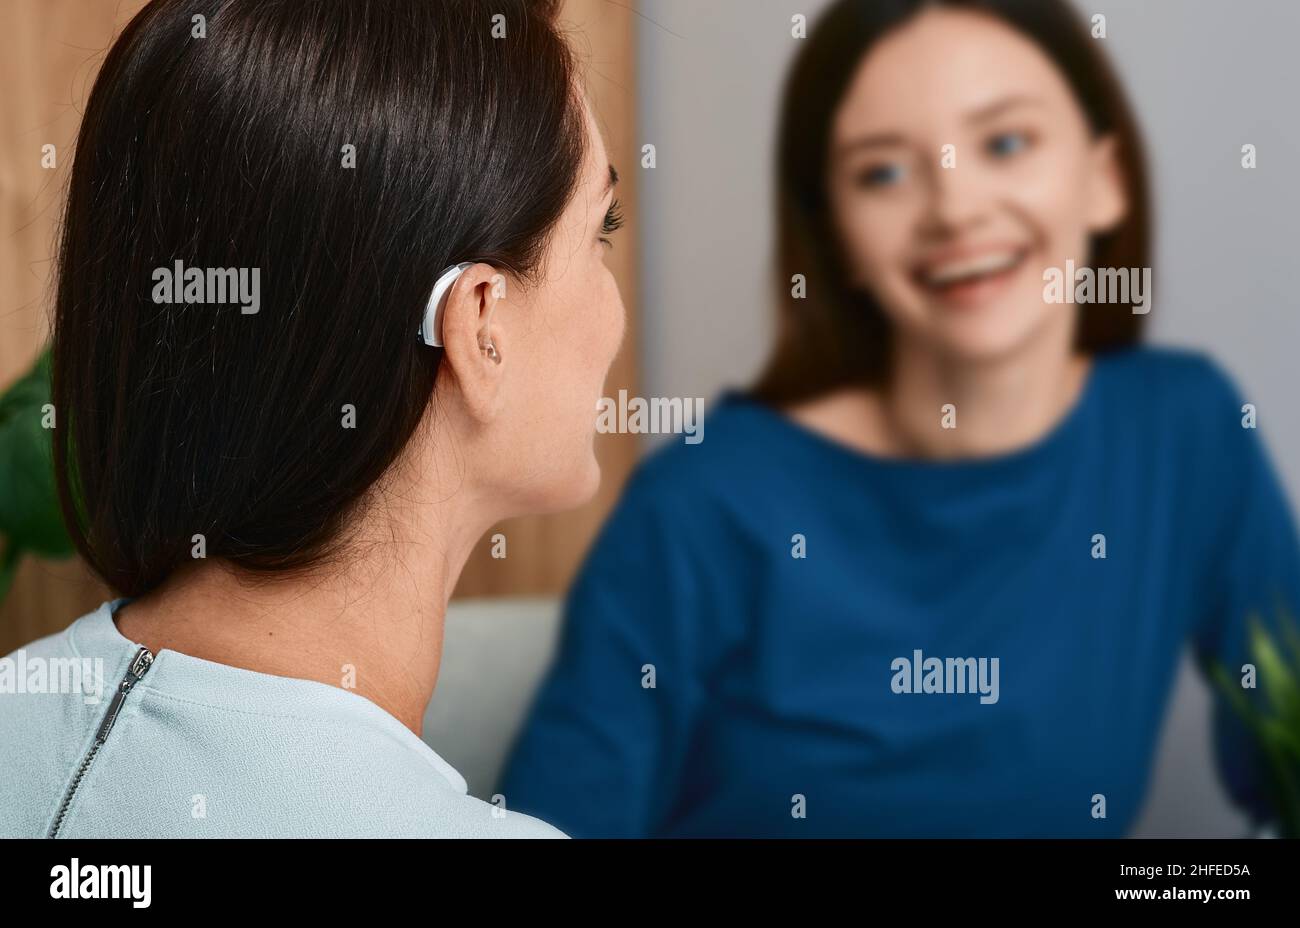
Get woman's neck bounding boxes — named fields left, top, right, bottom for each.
left=113, top=456, right=494, bottom=738
left=882, top=328, right=1092, bottom=459
left=788, top=323, right=1091, bottom=460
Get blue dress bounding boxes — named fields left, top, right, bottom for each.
left=499, top=346, right=1300, bottom=837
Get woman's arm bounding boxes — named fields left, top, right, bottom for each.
left=1190, top=359, right=1300, bottom=829
left=497, top=462, right=707, bottom=838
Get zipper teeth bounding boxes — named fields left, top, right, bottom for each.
left=48, top=744, right=102, bottom=838
left=47, top=646, right=154, bottom=839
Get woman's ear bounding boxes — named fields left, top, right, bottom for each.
left=1085, top=133, right=1128, bottom=234
left=438, top=264, right=509, bottom=424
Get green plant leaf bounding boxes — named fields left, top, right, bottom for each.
left=1278, top=601, right=1300, bottom=670
left=0, top=348, right=74, bottom=559
left=1250, top=616, right=1300, bottom=718
left=1211, top=611, right=1300, bottom=838
left=0, top=538, right=20, bottom=602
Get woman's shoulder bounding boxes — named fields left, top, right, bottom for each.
left=1086, top=344, right=1257, bottom=459
left=1091, top=344, right=1274, bottom=509
left=431, top=796, right=568, bottom=839
left=1094, top=343, right=1246, bottom=408
left=0, top=601, right=568, bottom=839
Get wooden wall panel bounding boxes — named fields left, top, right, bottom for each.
left=0, top=0, right=639, bottom=652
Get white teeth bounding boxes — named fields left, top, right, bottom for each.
left=923, top=251, right=1022, bottom=287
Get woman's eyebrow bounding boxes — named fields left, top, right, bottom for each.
left=966, top=94, right=1045, bottom=124
left=833, top=94, right=1048, bottom=161
left=833, top=132, right=908, bottom=160
left=602, top=164, right=619, bottom=200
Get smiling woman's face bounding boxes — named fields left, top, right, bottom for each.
left=826, top=7, right=1127, bottom=362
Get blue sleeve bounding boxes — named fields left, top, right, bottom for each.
left=1190, top=359, right=1300, bottom=830
left=497, top=463, right=706, bottom=837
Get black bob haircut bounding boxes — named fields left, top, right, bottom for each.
left=52, top=0, right=588, bottom=597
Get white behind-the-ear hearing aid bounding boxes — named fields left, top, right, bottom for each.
left=419, top=261, right=473, bottom=347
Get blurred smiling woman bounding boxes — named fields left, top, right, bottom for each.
left=500, top=0, right=1300, bottom=837
left=0, top=0, right=626, bottom=838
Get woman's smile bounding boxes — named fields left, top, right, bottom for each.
left=911, top=242, right=1033, bottom=310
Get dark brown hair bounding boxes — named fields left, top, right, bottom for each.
left=52, top=0, right=587, bottom=597
left=752, top=0, right=1150, bottom=405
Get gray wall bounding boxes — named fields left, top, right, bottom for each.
left=634, top=0, right=1300, bottom=836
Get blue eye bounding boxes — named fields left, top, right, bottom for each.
left=858, top=163, right=906, bottom=188
left=987, top=131, right=1029, bottom=158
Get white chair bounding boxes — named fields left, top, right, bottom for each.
left=421, top=597, right=564, bottom=800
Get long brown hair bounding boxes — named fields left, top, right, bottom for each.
left=752, top=0, right=1151, bottom=406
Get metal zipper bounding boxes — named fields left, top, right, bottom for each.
left=47, top=646, right=154, bottom=838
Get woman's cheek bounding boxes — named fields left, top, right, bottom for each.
left=600, top=270, right=626, bottom=364
left=861, top=230, right=925, bottom=319
left=1005, top=151, right=1094, bottom=252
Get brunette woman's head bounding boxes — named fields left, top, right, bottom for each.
left=754, top=0, right=1149, bottom=404
left=53, top=0, right=626, bottom=597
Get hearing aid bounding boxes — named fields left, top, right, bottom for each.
left=418, top=262, right=474, bottom=348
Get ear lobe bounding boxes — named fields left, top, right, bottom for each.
left=1085, top=134, right=1128, bottom=234
left=437, top=264, right=508, bottom=424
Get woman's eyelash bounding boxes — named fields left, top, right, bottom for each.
left=987, top=129, right=1034, bottom=157
left=600, top=198, right=625, bottom=244
left=851, top=131, right=1035, bottom=188
left=858, top=163, right=905, bottom=188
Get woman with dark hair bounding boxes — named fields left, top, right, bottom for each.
left=500, top=0, right=1300, bottom=836
left=0, top=0, right=625, bottom=837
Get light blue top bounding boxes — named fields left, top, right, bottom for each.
left=0, top=598, right=564, bottom=838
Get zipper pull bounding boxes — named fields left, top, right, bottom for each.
left=94, top=647, right=154, bottom=744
